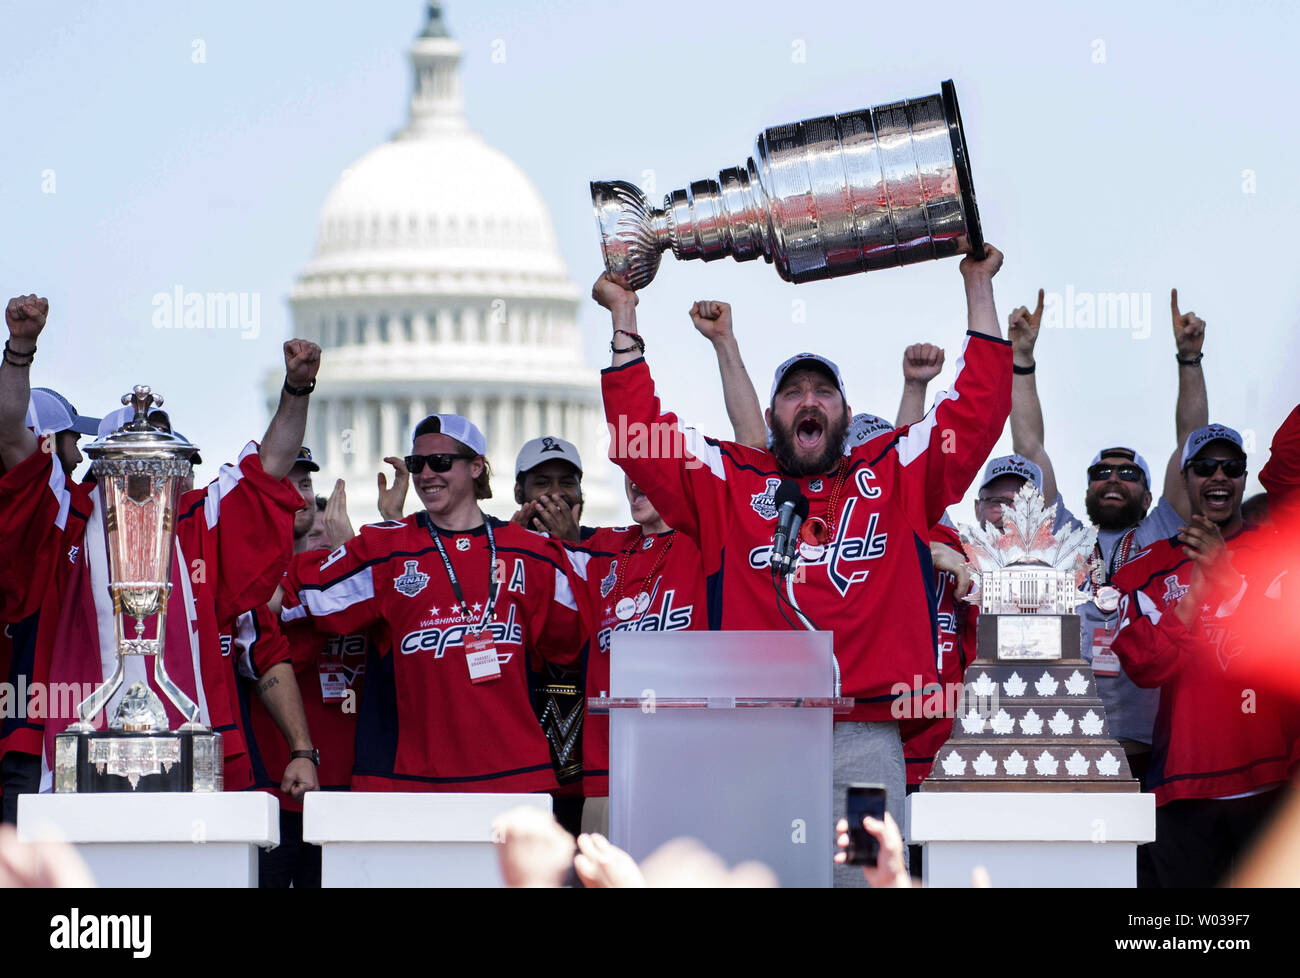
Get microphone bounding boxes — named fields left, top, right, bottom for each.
left=770, top=481, right=809, bottom=576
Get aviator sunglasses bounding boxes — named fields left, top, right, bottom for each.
left=404, top=452, right=475, bottom=474
left=1186, top=457, right=1247, bottom=479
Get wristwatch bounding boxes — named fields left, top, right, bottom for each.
left=290, top=748, right=320, bottom=766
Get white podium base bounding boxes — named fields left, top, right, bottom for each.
left=303, top=792, right=552, bottom=887
left=908, top=791, right=1156, bottom=888
left=17, top=792, right=278, bottom=887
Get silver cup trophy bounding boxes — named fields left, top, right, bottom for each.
left=592, top=80, right=983, bottom=289
left=54, top=386, right=222, bottom=792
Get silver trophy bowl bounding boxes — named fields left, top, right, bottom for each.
left=592, top=80, right=984, bottom=289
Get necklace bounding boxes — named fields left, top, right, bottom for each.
left=613, top=532, right=674, bottom=621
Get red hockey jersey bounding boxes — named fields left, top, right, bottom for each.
left=902, top=521, right=979, bottom=785
left=0, top=442, right=301, bottom=788
left=565, top=526, right=707, bottom=796
left=233, top=581, right=366, bottom=812
left=280, top=513, right=587, bottom=793
left=600, top=331, right=1010, bottom=722
left=1111, top=533, right=1298, bottom=805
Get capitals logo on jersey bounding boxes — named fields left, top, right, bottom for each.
left=597, top=588, right=694, bottom=654
left=1161, top=574, right=1189, bottom=605
left=750, top=478, right=781, bottom=520
left=747, top=496, right=887, bottom=596
left=393, top=560, right=431, bottom=597
left=399, top=603, right=522, bottom=659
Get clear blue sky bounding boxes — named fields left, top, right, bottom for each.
left=3, top=0, right=1297, bottom=522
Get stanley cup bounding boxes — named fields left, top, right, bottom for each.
left=591, top=80, right=984, bottom=289
left=54, top=386, right=222, bottom=792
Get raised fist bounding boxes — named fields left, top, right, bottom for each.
left=902, top=343, right=945, bottom=384
left=689, top=300, right=733, bottom=343
left=283, top=339, right=321, bottom=389
left=591, top=273, right=638, bottom=311
left=5, top=295, right=49, bottom=346
left=1170, top=288, right=1206, bottom=359
left=1007, top=288, right=1045, bottom=360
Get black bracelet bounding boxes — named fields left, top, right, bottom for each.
left=3, top=339, right=35, bottom=366
left=283, top=378, right=316, bottom=396
left=610, top=328, right=645, bottom=354
left=1177, top=352, right=1204, bottom=366
left=1012, top=361, right=1035, bottom=375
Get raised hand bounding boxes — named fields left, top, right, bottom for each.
left=1170, top=288, right=1206, bottom=359
left=5, top=295, right=48, bottom=347
left=1007, top=288, right=1044, bottom=362
left=902, top=343, right=945, bottom=384
left=283, top=339, right=321, bottom=389
left=529, top=493, right=582, bottom=542
left=689, top=300, right=734, bottom=343
left=591, top=272, right=638, bottom=311
left=323, top=479, right=355, bottom=549
left=377, top=456, right=410, bottom=521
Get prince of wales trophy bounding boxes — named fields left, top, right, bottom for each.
left=54, top=386, right=222, bottom=792
left=922, top=483, right=1138, bottom=791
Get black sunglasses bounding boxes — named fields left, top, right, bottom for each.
left=1087, top=464, right=1145, bottom=484
left=404, top=452, right=474, bottom=474
left=1187, top=457, right=1247, bottom=479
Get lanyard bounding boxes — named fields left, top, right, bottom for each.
left=429, top=518, right=499, bottom=634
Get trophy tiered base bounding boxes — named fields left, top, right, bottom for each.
left=922, top=614, right=1138, bottom=793
left=54, top=729, right=223, bottom=793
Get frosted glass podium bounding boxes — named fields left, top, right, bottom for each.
left=17, top=792, right=278, bottom=887
left=303, top=792, right=552, bottom=887
left=593, top=631, right=850, bottom=887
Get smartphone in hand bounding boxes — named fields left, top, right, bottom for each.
left=845, top=784, right=887, bottom=866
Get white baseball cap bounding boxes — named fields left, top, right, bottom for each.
left=515, top=436, right=582, bottom=478
left=980, top=454, right=1043, bottom=492
left=770, top=352, right=848, bottom=404
left=1089, top=446, right=1152, bottom=487
left=843, top=413, right=894, bottom=453
left=1180, top=424, right=1246, bottom=469
left=27, top=388, right=99, bottom=437
left=412, top=414, right=487, bottom=456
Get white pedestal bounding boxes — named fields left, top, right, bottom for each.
left=303, top=792, right=552, bottom=887
left=908, top=791, right=1156, bottom=887
left=17, top=793, right=278, bottom=887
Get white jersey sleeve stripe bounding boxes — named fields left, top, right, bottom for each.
left=203, top=440, right=258, bottom=530
left=682, top=425, right=726, bottom=481
left=46, top=450, right=72, bottom=531
left=1136, top=589, right=1163, bottom=625
left=553, top=566, right=578, bottom=611
left=300, top=566, right=376, bottom=618
left=564, top=549, right=593, bottom=580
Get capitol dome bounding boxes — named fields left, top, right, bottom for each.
left=274, top=3, right=619, bottom=527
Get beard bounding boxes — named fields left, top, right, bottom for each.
left=1084, top=486, right=1148, bottom=530
left=769, top=405, right=850, bottom=478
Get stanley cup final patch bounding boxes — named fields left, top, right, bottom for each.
left=599, top=560, right=618, bottom=598
left=750, top=477, right=782, bottom=520
left=393, top=560, right=431, bottom=598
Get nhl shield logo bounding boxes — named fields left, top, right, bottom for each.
left=599, top=560, right=617, bottom=598
left=809, top=479, right=823, bottom=493
left=394, top=560, right=430, bottom=598
left=750, top=477, right=782, bottom=520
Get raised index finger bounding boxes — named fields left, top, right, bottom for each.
left=1170, top=288, right=1180, bottom=320
left=1033, top=288, right=1044, bottom=319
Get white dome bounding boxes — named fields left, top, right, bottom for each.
left=303, top=132, right=573, bottom=285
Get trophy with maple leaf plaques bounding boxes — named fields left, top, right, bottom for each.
left=922, top=483, right=1138, bottom=792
